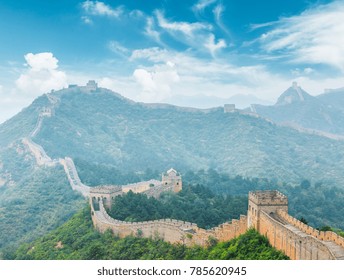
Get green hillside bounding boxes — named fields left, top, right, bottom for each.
left=255, top=85, right=344, bottom=135
left=1, top=85, right=344, bottom=257
left=0, top=140, right=84, bottom=253
left=32, top=87, right=344, bottom=186
left=8, top=206, right=288, bottom=260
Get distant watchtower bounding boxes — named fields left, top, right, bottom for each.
left=85, top=80, right=98, bottom=91
left=248, top=190, right=288, bottom=230
left=162, top=168, right=182, bottom=192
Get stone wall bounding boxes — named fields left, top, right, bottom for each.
left=259, top=210, right=336, bottom=260
left=122, top=180, right=160, bottom=194
left=89, top=188, right=343, bottom=259
left=277, top=210, right=344, bottom=248
left=90, top=199, right=248, bottom=247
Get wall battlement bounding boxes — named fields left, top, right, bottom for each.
left=89, top=189, right=344, bottom=259
left=91, top=198, right=247, bottom=246
left=249, top=190, right=288, bottom=206
left=277, top=210, right=344, bottom=249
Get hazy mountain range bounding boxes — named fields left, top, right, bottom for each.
left=1, top=83, right=344, bottom=252
left=253, top=83, right=344, bottom=136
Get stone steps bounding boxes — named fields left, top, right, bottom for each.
left=322, top=241, right=344, bottom=260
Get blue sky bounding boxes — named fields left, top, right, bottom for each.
left=0, top=0, right=343, bottom=122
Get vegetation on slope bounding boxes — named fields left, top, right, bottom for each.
left=75, top=161, right=344, bottom=230
left=0, top=143, right=84, bottom=255
left=9, top=206, right=288, bottom=260
left=34, top=89, right=344, bottom=187
left=184, top=169, right=344, bottom=229
left=109, top=185, right=247, bottom=229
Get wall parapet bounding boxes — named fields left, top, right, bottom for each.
left=277, top=210, right=344, bottom=248
left=92, top=198, right=247, bottom=246
left=260, top=210, right=337, bottom=260
left=249, top=190, right=288, bottom=206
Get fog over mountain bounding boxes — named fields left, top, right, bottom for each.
left=253, top=82, right=344, bottom=136
left=1, top=82, right=344, bottom=253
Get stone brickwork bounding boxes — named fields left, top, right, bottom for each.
left=162, top=168, right=182, bottom=192
left=89, top=189, right=344, bottom=259
left=277, top=210, right=344, bottom=250
left=248, top=190, right=344, bottom=260
left=90, top=198, right=248, bottom=246
left=22, top=90, right=343, bottom=259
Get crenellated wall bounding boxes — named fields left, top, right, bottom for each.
left=277, top=210, right=344, bottom=248
left=89, top=189, right=344, bottom=260
left=258, top=210, right=337, bottom=259
left=247, top=190, right=344, bottom=260
left=90, top=199, right=248, bottom=246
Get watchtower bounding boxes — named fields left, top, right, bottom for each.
left=85, top=80, right=98, bottom=91
left=90, top=185, right=122, bottom=209
left=162, top=168, right=182, bottom=192
left=248, top=190, right=288, bottom=230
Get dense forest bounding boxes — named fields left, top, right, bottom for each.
left=109, top=185, right=246, bottom=229
left=76, top=159, right=344, bottom=229
left=182, top=170, right=344, bottom=229
left=8, top=206, right=288, bottom=260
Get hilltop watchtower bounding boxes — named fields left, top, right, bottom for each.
left=90, top=185, right=122, bottom=209
left=248, top=190, right=288, bottom=230
left=162, top=168, right=182, bottom=192
left=85, top=80, right=98, bottom=91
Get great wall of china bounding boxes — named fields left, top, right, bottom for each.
left=20, top=81, right=344, bottom=260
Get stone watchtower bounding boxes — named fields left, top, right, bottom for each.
left=162, top=168, right=182, bottom=192
left=85, top=80, right=98, bottom=91
left=90, top=185, right=122, bottom=209
left=248, top=190, right=288, bottom=230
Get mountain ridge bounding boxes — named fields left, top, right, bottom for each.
left=1, top=82, right=344, bottom=253
left=254, top=83, right=344, bottom=135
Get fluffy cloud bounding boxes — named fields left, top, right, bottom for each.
left=16, top=52, right=67, bottom=94
left=133, top=63, right=180, bottom=102
left=258, top=1, right=344, bottom=71
left=204, top=34, right=227, bottom=56
left=81, top=1, right=123, bottom=17
left=130, top=47, right=291, bottom=103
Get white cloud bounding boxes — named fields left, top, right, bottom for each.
left=192, top=0, right=217, bottom=13
left=107, top=41, right=130, bottom=57
left=259, top=1, right=344, bottom=71
left=144, top=17, right=163, bottom=45
left=213, top=4, right=231, bottom=37
left=155, top=10, right=212, bottom=37
left=82, top=16, right=93, bottom=25
left=16, top=52, right=67, bottom=94
left=292, top=67, right=315, bottom=76
left=133, top=63, right=180, bottom=102
left=129, top=47, right=290, bottom=103
left=82, top=1, right=123, bottom=17
left=204, top=34, right=226, bottom=56
left=154, top=10, right=227, bottom=56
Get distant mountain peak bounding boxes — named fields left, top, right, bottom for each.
left=275, top=82, right=311, bottom=106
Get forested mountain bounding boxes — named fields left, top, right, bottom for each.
left=1, top=84, right=344, bottom=257
left=254, top=83, right=344, bottom=136
left=8, top=206, right=288, bottom=260
left=31, top=86, right=344, bottom=186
